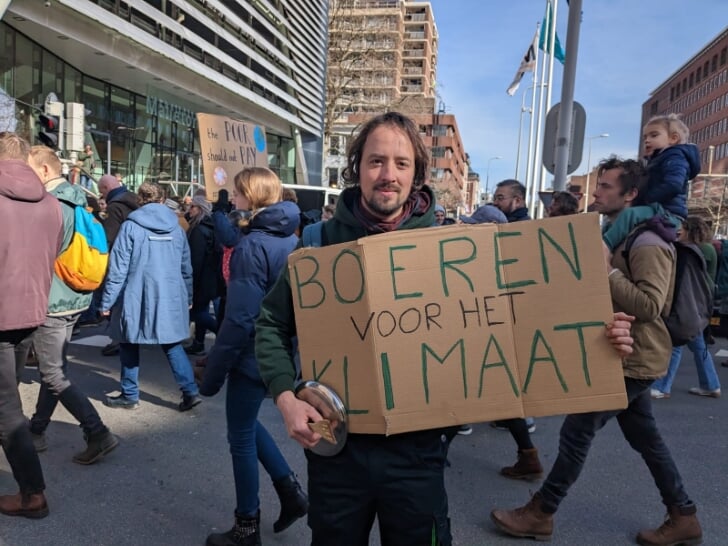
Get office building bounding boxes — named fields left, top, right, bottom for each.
left=326, top=0, right=471, bottom=211
left=1, top=0, right=328, bottom=191
left=641, top=26, right=728, bottom=228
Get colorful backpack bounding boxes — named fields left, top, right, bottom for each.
left=54, top=201, right=109, bottom=292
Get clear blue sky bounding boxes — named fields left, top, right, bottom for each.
left=428, top=0, right=727, bottom=190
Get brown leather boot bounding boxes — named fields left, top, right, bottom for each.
left=636, top=504, right=703, bottom=546
left=0, top=491, right=49, bottom=519
left=491, top=492, right=553, bottom=541
left=499, top=448, right=544, bottom=480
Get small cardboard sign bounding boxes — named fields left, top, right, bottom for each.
left=288, top=214, right=627, bottom=435
left=196, top=113, right=268, bottom=201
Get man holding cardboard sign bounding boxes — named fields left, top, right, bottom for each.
left=257, top=113, right=636, bottom=546
left=491, top=157, right=702, bottom=546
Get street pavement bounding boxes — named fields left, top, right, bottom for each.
left=2, top=323, right=727, bottom=546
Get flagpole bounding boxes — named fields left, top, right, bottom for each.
left=538, top=0, right=559, bottom=217
left=525, top=23, right=540, bottom=214
left=529, top=9, right=550, bottom=218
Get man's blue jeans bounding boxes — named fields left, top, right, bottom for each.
left=119, top=342, right=198, bottom=401
left=226, top=369, right=291, bottom=517
left=539, top=377, right=693, bottom=514
left=653, top=335, right=721, bottom=394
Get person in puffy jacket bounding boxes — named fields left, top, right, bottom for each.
left=200, top=167, right=307, bottom=546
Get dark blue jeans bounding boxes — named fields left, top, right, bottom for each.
left=191, top=300, right=218, bottom=344
left=0, top=328, right=45, bottom=494
left=226, top=369, right=291, bottom=516
left=539, top=377, right=692, bottom=513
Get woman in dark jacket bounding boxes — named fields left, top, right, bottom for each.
left=185, top=195, right=221, bottom=355
left=200, top=167, right=307, bottom=546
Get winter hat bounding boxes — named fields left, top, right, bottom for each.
left=459, top=205, right=507, bottom=224
left=192, top=195, right=212, bottom=215
left=435, top=204, right=446, bottom=214
left=164, top=198, right=180, bottom=211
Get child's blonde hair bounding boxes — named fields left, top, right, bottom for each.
left=644, top=113, right=690, bottom=144
left=233, top=167, right=282, bottom=227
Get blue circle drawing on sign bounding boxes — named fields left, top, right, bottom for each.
left=254, top=126, right=266, bottom=152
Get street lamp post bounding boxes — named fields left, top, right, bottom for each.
left=485, top=156, right=502, bottom=200
left=582, top=133, right=609, bottom=213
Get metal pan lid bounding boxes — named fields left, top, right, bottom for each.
left=295, top=380, right=348, bottom=457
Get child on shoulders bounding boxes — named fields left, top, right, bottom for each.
left=603, top=114, right=701, bottom=251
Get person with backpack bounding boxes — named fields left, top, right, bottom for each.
left=19, top=146, right=118, bottom=465
left=185, top=195, right=221, bottom=355
left=651, top=216, right=721, bottom=399
left=491, top=157, right=702, bottom=546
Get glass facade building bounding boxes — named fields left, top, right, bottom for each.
left=1, top=0, right=328, bottom=193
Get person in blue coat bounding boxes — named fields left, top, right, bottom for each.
left=100, top=182, right=200, bottom=412
left=200, top=167, right=308, bottom=546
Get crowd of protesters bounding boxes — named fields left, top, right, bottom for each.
left=1, top=110, right=724, bottom=546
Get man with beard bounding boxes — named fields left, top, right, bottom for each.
left=491, top=157, right=702, bottom=546
left=93, top=174, right=140, bottom=355
left=256, top=113, right=636, bottom=546
left=492, top=179, right=530, bottom=222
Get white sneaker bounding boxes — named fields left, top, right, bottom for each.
left=650, top=388, right=670, bottom=399
left=688, top=387, right=721, bottom=398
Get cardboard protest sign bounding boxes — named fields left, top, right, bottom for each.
left=196, top=113, right=268, bottom=201
left=288, top=213, right=628, bottom=435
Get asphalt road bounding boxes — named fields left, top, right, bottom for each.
left=2, top=324, right=726, bottom=546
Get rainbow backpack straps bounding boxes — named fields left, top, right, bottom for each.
left=54, top=202, right=109, bottom=292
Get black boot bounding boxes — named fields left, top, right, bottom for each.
left=206, top=511, right=261, bottom=546
left=272, top=473, right=308, bottom=533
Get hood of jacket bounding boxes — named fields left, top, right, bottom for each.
left=246, top=200, right=300, bottom=237
left=48, top=179, right=88, bottom=207
left=651, top=144, right=701, bottom=180
left=0, top=160, right=46, bottom=202
left=127, top=202, right=179, bottom=233
left=193, top=213, right=215, bottom=233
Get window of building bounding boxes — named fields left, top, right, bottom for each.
left=712, top=55, right=718, bottom=72
left=430, top=167, right=444, bottom=179
left=696, top=66, right=702, bottom=82
left=689, top=73, right=694, bottom=88
left=722, top=47, right=727, bottom=66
